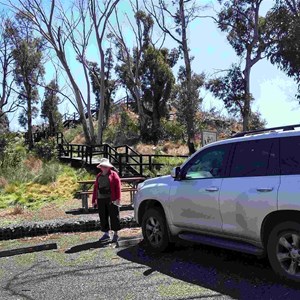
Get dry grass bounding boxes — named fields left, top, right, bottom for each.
left=135, top=142, right=189, bottom=156
left=72, top=133, right=85, bottom=144
left=0, top=190, right=132, bottom=225
left=0, top=198, right=79, bottom=224
left=161, top=141, right=189, bottom=155
left=24, top=155, right=43, bottom=174
left=11, top=204, right=24, bottom=215
left=0, top=177, right=8, bottom=188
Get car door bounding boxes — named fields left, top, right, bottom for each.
left=278, top=135, right=300, bottom=211
left=219, top=138, right=280, bottom=242
left=169, top=143, right=231, bottom=233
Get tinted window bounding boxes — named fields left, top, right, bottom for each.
left=280, top=136, right=300, bottom=175
left=230, top=139, right=278, bottom=177
left=184, top=144, right=230, bottom=179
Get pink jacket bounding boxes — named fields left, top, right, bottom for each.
left=92, top=170, right=121, bottom=206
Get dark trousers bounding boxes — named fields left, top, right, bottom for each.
left=98, top=197, right=121, bottom=232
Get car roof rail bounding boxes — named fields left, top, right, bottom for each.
left=231, top=124, right=300, bottom=138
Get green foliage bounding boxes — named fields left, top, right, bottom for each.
left=249, top=110, right=266, bottom=130
left=152, top=155, right=186, bottom=176
left=103, top=110, right=139, bottom=145
left=41, top=80, right=63, bottom=134
left=267, top=1, right=300, bottom=99
left=33, top=138, right=57, bottom=160
left=207, top=64, right=250, bottom=117
left=6, top=14, right=45, bottom=148
left=214, top=0, right=272, bottom=130
left=64, top=126, right=84, bottom=143
left=161, top=118, right=185, bottom=142
left=33, top=160, right=62, bottom=185
left=114, top=10, right=178, bottom=143
left=171, top=72, right=205, bottom=141
left=0, top=134, right=33, bottom=184
left=139, top=46, right=177, bottom=142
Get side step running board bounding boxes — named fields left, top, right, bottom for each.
left=178, top=232, right=264, bottom=256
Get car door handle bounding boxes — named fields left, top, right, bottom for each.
left=205, top=187, right=219, bottom=192
left=256, top=187, right=274, bottom=192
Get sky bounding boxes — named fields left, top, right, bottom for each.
left=4, top=0, right=300, bottom=131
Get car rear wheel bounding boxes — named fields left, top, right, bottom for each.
left=141, top=208, right=169, bottom=253
left=267, top=222, right=300, bottom=282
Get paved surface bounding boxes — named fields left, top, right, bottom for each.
left=1, top=234, right=300, bottom=300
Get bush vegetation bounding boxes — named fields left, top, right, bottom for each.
left=0, top=133, right=92, bottom=210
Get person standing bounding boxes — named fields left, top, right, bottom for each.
left=92, top=158, right=121, bottom=242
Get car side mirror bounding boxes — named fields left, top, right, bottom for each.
left=171, top=166, right=181, bottom=179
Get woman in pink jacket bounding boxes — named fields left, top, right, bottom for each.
left=92, top=158, right=121, bottom=242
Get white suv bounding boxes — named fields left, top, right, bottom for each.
left=134, top=124, right=300, bottom=282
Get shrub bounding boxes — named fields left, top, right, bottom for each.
left=64, top=126, right=84, bottom=143
left=161, top=118, right=185, bottom=142
left=33, top=160, right=62, bottom=184
left=33, top=138, right=57, bottom=160
left=104, top=110, right=140, bottom=145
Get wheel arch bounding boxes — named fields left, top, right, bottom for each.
left=137, top=199, right=167, bottom=224
left=261, top=210, right=300, bottom=248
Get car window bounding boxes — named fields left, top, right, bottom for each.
left=184, top=144, right=230, bottom=179
left=280, top=136, right=300, bottom=175
left=229, top=139, right=276, bottom=177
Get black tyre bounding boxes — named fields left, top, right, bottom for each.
left=141, top=207, right=170, bottom=253
left=267, top=221, right=300, bottom=282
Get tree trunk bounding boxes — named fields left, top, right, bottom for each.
left=132, top=83, right=148, bottom=141
left=152, top=105, right=161, bottom=145
left=58, top=52, right=92, bottom=145
left=49, top=113, right=54, bottom=134
left=243, top=55, right=252, bottom=132
left=27, top=96, right=33, bottom=150
left=180, top=0, right=196, bottom=155
left=96, top=47, right=106, bottom=144
left=82, top=63, right=95, bottom=143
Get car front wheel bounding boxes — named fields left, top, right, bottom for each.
left=141, top=208, right=169, bottom=253
left=267, top=222, right=300, bottom=282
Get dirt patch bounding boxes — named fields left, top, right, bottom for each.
left=0, top=191, right=132, bottom=226
left=0, top=199, right=79, bottom=224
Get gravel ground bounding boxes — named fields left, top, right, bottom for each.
left=0, top=231, right=300, bottom=300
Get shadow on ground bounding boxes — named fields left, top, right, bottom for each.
left=65, top=236, right=140, bottom=254
left=117, top=241, right=300, bottom=300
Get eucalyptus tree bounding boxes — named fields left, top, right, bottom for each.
left=207, top=0, right=272, bottom=131
left=267, top=0, right=300, bottom=100
left=7, top=14, right=45, bottom=149
left=144, top=0, right=204, bottom=153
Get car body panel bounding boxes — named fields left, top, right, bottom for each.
left=219, top=176, right=280, bottom=242
left=168, top=177, right=223, bottom=233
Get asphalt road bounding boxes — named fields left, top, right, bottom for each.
left=1, top=234, right=300, bottom=300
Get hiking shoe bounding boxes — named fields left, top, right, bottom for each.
left=111, top=234, right=119, bottom=243
left=99, top=233, right=110, bottom=242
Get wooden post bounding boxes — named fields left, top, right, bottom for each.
left=118, top=153, right=123, bottom=177
left=82, top=183, right=88, bottom=212
left=90, top=146, right=93, bottom=165
left=70, top=145, right=73, bottom=160
left=139, top=155, right=143, bottom=176
left=149, top=155, right=152, bottom=171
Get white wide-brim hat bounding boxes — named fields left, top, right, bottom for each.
left=97, top=158, right=114, bottom=169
